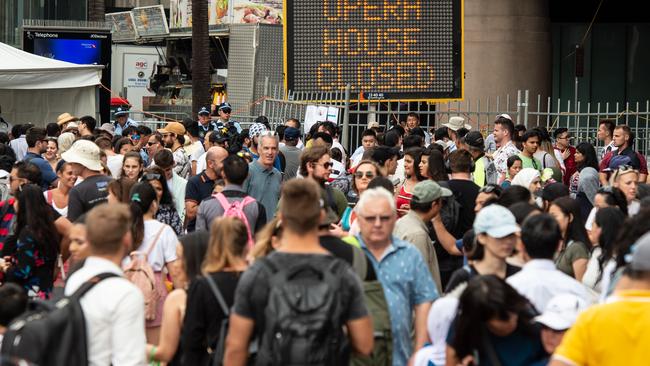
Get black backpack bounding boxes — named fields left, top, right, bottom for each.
left=0, top=273, right=118, bottom=366
left=257, top=256, right=348, bottom=365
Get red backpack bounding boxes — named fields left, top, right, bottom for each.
left=214, top=193, right=256, bottom=248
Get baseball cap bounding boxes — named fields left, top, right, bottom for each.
left=218, top=102, right=232, bottom=112
left=463, top=131, right=484, bottom=149
left=434, top=140, right=452, bottom=151
left=628, top=232, right=650, bottom=271
left=473, top=204, right=519, bottom=238
left=411, top=180, right=452, bottom=204
left=606, top=154, right=633, bottom=172
left=535, top=294, right=588, bottom=331
left=157, top=122, right=186, bottom=136
left=496, top=113, right=513, bottom=121
left=284, top=127, right=300, bottom=140
left=61, top=140, right=102, bottom=171
left=198, top=106, right=210, bottom=116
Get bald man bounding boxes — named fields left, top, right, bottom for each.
left=185, top=146, right=228, bottom=231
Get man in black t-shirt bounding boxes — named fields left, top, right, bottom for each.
left=432, top=149, right=480, bottom=288
left=184, top=146, right=228, bottom=231
left=225, top=179, right=372, bottom=365
left=62, top=140, right=113, bottom=222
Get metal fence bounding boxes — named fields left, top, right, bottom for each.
left=244, top=78, right=650, bottom=155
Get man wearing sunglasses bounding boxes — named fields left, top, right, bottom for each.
left=355, top=187, right=438, bottom=366
left=301, top=146, right=347, bottom=221
left=215, top=102, right=242, bottom=134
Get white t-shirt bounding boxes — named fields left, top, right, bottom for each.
left=189, top=141, right=205, bottom=162
left=123, top=220, right=178, bottom=271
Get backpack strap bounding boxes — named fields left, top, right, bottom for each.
left=351, top=246, right=368, bottom=280
left=71, top=272, right=120, bottom=299
left=214, top=192, right=231, bottom=211
left=146, top=225, right=167, bottom=257
left=204, top=275, right=229, bottom=316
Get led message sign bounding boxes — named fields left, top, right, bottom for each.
left=284, top=0, right=463, bottom=101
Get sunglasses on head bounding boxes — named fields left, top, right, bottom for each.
left=479, top=184, right=502, bottom=196
left=354, top=171, right=376, bottom=179
left=143, top=173, right=161, bottom=181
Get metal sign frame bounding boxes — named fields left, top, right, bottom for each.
left=283, top=0, right=464, bottom=102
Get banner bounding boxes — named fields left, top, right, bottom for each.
left=170, top=0, right=281, bottom=29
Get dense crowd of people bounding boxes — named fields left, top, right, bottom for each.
left=0, top=106, right=649, bottom=366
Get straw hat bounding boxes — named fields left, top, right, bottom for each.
left=57, top=112, right=77, bottom=126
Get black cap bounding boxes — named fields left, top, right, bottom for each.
left=463, top=131, right=484, bottom=149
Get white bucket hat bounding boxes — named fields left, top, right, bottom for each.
left=61, top=140, right=103, bottom=172
left=442, top=116, right=472, bottom=131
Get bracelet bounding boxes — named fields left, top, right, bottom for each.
left=149, top=346, right=157, bottom=363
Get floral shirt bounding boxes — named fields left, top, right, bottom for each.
left=3, top=227, right=57, bottom=299
left=493, top=140, right=521, bottom=181
left=156, top=205, right=183, bottom=236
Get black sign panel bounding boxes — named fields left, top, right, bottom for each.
left=285, top=0, right=463, bottom=101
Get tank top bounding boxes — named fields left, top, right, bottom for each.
left=396, top=184, right=413, bottom=217
left=44, top=190, right=68, bottom=217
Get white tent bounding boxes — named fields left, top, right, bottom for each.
left=0, top=42, right=104, bottom=127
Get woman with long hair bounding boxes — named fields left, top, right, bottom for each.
left=532, top=126, right=561, bottom=169
left=549, top=196, right=592, bottom=281
left=121, top=151, right=145, bottom=180
left=251, top=217, right=283, bottom=260
left=582, top=207, right=625, bottom=293
left=126, top=181, right=180, bottom=344
left=339, top=160, right=383, bottom=234
left=445, top=205, right=521, bottom=294
left=141, top=166, right=183, bottom=235
left=0, top=184, right=60, bottom=299
left=571, top=142, right=600, bottom=215
left=501, top=155, right=523, bottom=188
left=585, top=186, right=628, bottom=232
left=425, top=149, right=449, bottom=182
left=396, top=147, right=425, bottom=216
left=43, top=137, right=60, bottom=172
left=446, top=275, right=545, bottom=366
left=44, top=162, right=77, bottom=217
left=145, top=231, right=209, bottom=366
left=182, top=217, right=249, bottom=365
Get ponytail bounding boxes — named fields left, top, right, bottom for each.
left=128, top=181, right=158, bottom=247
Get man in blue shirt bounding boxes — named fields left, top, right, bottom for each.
left=113, top=107, right=137, bottom=136
left=354, top=187, right=438, bottom=366
left=22, top=127, right=57, bottom=190
left=197, top=106, right=218, bottom=143
left=215, top=102, right=242, bottom=133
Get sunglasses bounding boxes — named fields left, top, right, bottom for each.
left=355, top=171, right=376, bottom=179
left=147, top=141, right=158, bottom=146
left=143, top=173, right=161, bottom=180
left=479, top=184, right=502, bottom=196
left=220, top=109, right=232, bottom=114
left=131, top=134, right=141, bottom=141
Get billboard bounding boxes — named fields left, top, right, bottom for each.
left=132, top=5, right=169, bottom=37
left=105, top=11, right=137, bottom=41
left=284, top=0, right=463, bottom=101
left=23, top=29, right=112, bottom=123
left=169, top=0, right=281, bottom=29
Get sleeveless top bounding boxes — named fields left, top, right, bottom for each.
left=44, top=190, right=68, bottom=218
left=396, top=184, right=413, bottom=217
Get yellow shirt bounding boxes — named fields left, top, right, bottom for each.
left=553, top=289, right=650, bottom=366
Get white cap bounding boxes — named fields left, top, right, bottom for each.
left=496, top=113, right=513, bottom=121
left=535, top=294, right=588, bottom=331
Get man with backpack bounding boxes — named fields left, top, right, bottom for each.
left=300, top=145, right=348, bottom=220
left=196, top=154, right=267, bottom=237
left=225, top=179, right=373, bottom=365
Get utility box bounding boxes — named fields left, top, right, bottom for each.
left=111, top=44, right=163, bottom=112
left=227, top=23, right=283, bottom=117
